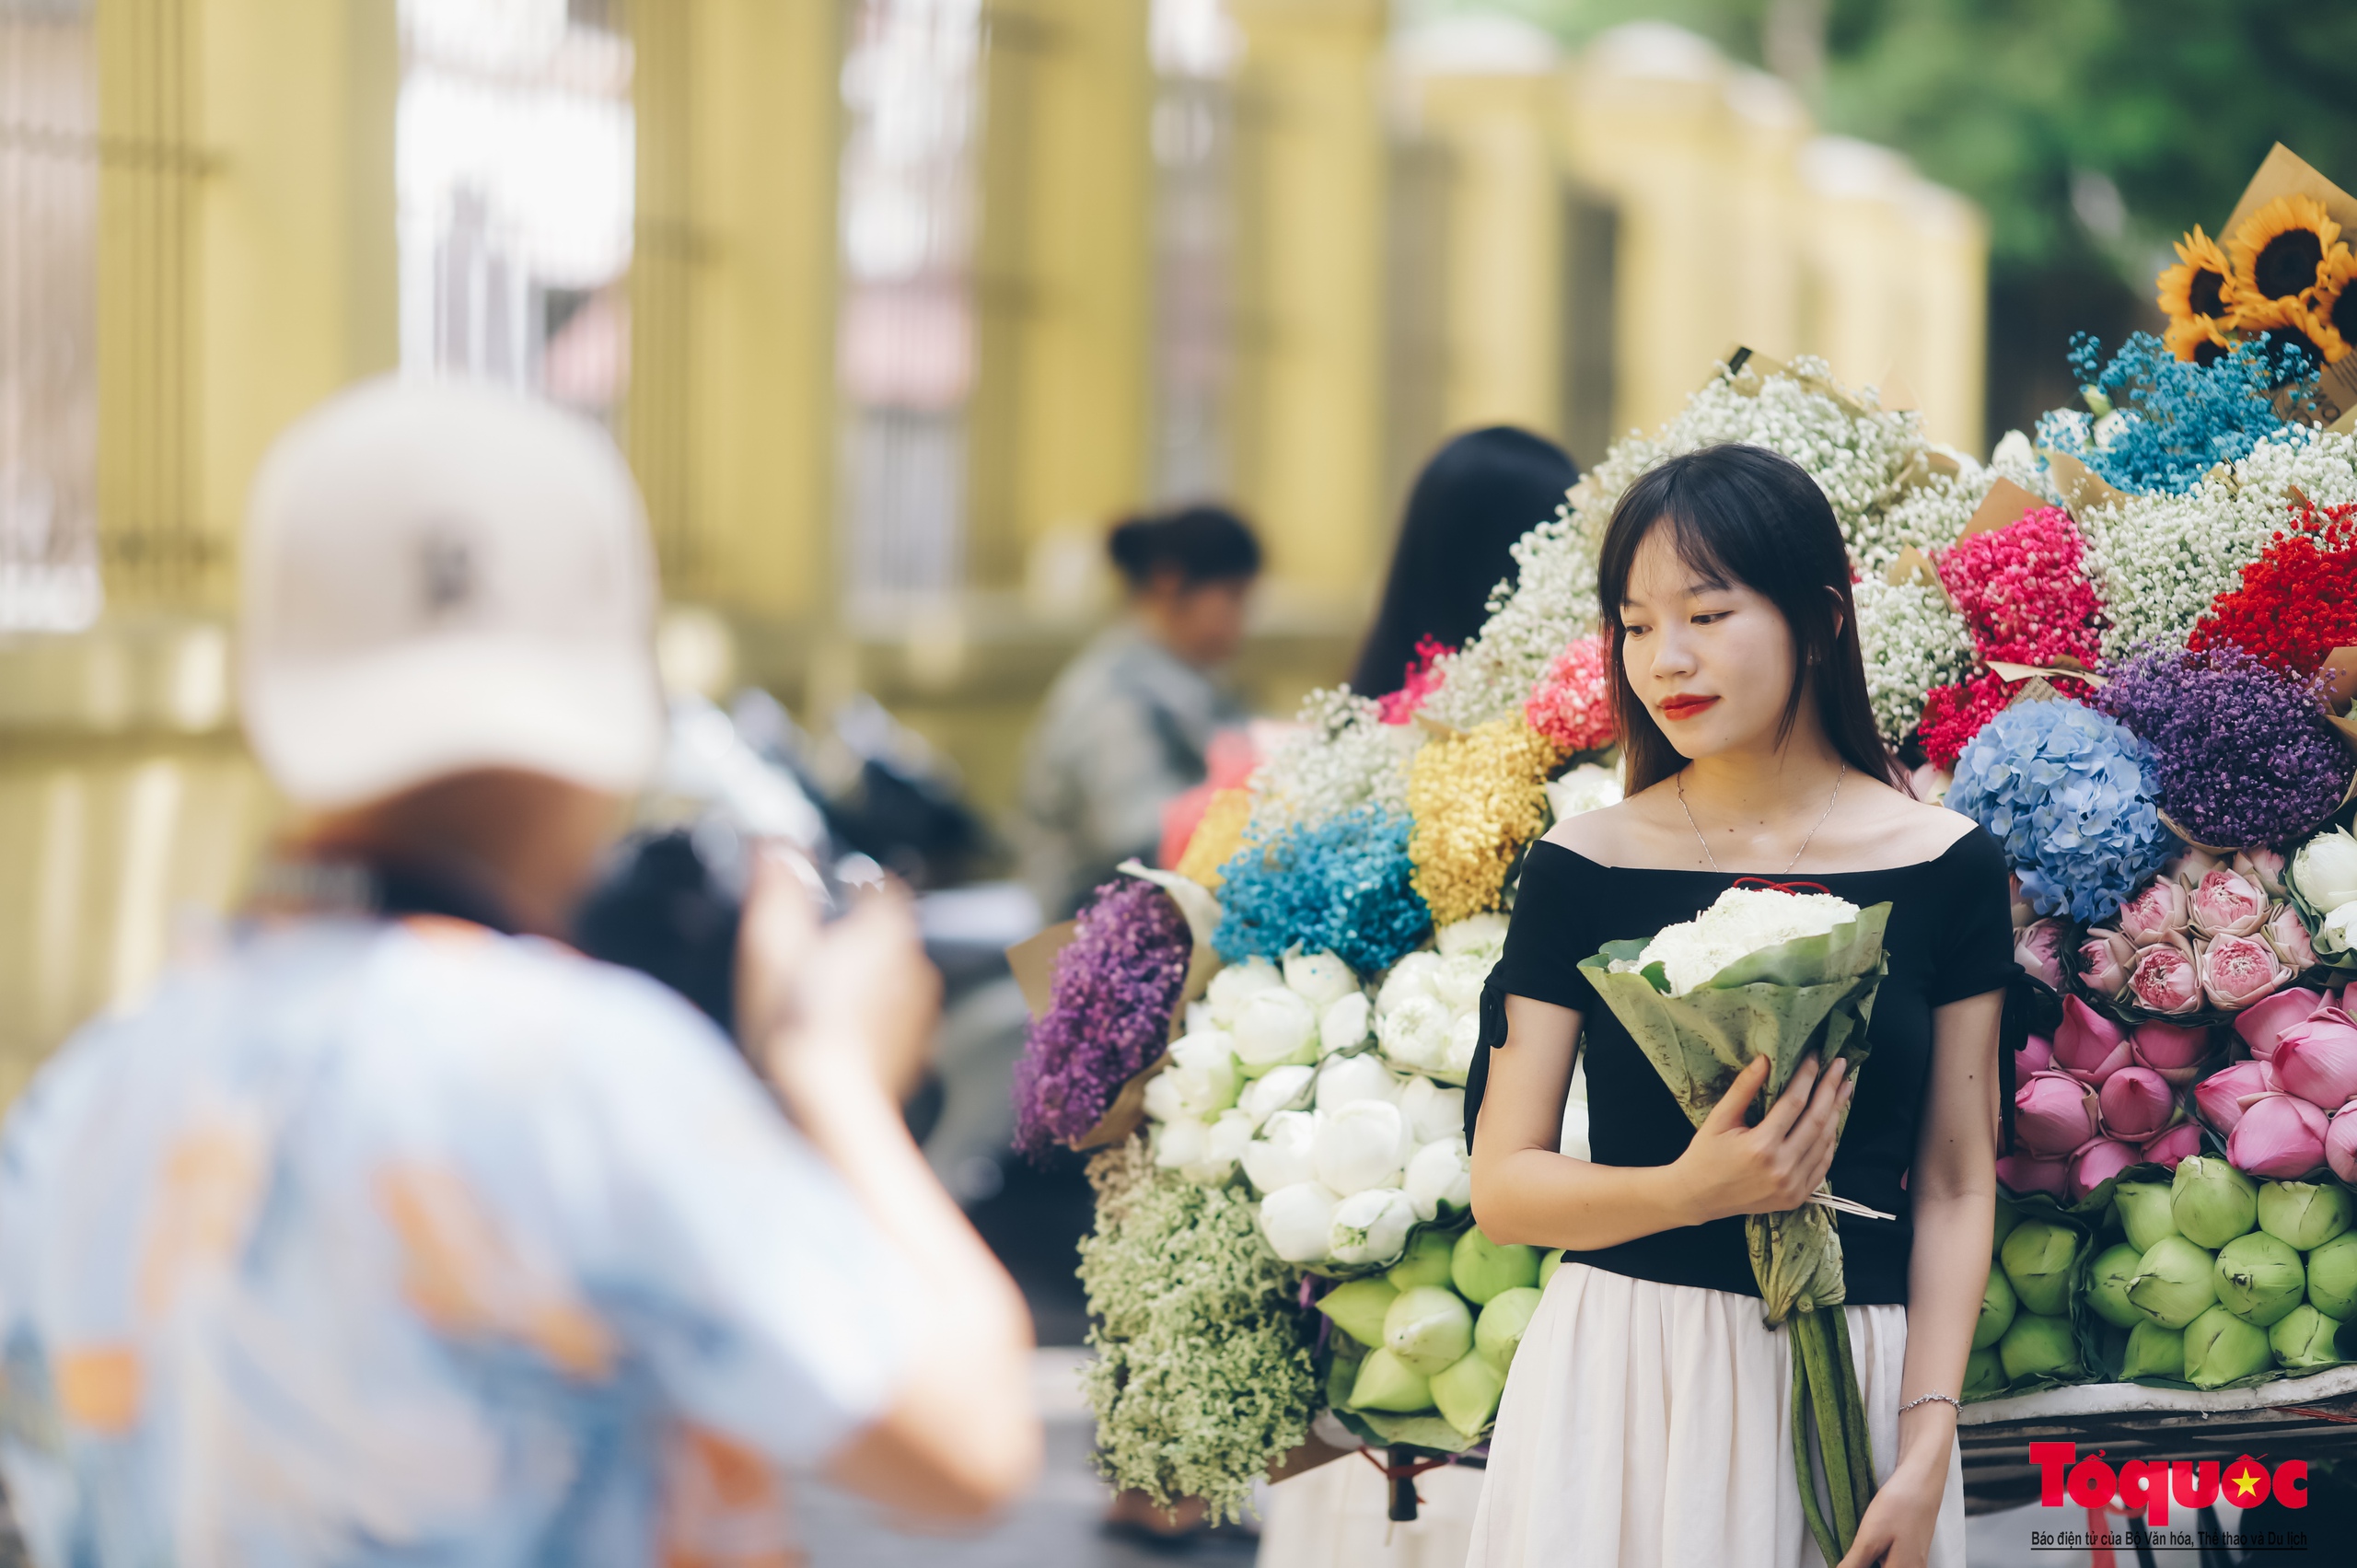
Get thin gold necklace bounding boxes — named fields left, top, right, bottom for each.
left=1676, top=763, right=1847, bottom=875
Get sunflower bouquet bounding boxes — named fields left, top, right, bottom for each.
left=2156, top=148, right=2357, bottom=373
left=1578, top=886, right=1895, bottom=1564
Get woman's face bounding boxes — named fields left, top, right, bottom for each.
left=1617, top=523, right=1805, bottom=762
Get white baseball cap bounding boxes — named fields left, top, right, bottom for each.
left=240, top=377, right=665, bottom=808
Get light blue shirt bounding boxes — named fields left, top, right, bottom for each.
left=0, top=914, right=911, bottom=1565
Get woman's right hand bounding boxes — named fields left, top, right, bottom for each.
left=1671, top=1053, right=1854, bottom=1224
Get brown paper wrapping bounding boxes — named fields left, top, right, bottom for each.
left=2041, top=450, right=2131, bottom=520
left=1960, top=477, right=2049, bottom=539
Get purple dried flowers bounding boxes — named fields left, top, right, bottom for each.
left=2095, top=644, right=2351, bottom=848
left=1013, top=877, right=1192, bottom=1158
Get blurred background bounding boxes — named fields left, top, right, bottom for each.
left=0, top=3, right=2352, bottom=1554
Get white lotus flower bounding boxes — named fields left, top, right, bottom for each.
left=1185, top=1108, right=1256, bottom=1185
left=1315, top=1099, right=1409, bottom=1195
left=1546, top=761, right=1622, bottom=823
left=1232, top=987, right=1319, bottom=1070
left=1259, top=1181, right=1341, bottom=1263
left=2322, top=901, right=2357, bottom=956
left=1378, top=951, right=1445, bottom=1012
left=1329, top=1187, right=1416, bottom=1266
left=1431, top=953, right=1492, bottom=1013
left=1377, top=993, right=1452, bottom=1074
left=1153, top=1116, right=1209, bottom=1171
left=1283, top=948, right=1359, bottom=1007
left=1439, top=1011, right=1480, bottom=1084
left=1399, top=1075, right=1466, bottom=1144
left=1141, top=1069, right=1187, bottom=1125
left=1320, top=993, right=1371, bottom=1056
left=1317, top=1051, right=1403, bottom=1110
left=1436, top=912, right=1510, bottom=958
left=1404, top=1136, right=1472, bottom=1221
left=1182, top=999, right=1214, bottom=1037
left=1615, top=887, right=1861, bottom=997
left=1165, top=1029, right=1240, bottom=1117
left=1238, top=1063, right=1316, bottom=1128
left=2297, top=827, right=2357, bottom=914
left=1206, top=957, right=1285, bottom=1025
left=1243, top=1109, right=1321, bottom=1193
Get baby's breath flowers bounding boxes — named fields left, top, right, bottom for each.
left=1246, top=688, right=1419, bottom=837
left=1079, top=1142, right=1318, bottom=1522
left=1175, top=788, right=1255, bottom=888
left=1523, top=634, right=1615, bottom=753
left=1852, top=577, right=1974, bottom=746
left=1406, top=716, right=1562, bottom=926
left=1013, top=878, right=1193, bottom=1158
left=1215, top=807, right=1431, bottom=975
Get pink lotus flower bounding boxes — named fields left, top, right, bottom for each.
left=2189, top=867, right=2268, bottom=939
left=2225, top=1091, right=2330, bottom=1179
left=2015, top=1071, right=2101, bottom=1156
left=2014, top=917, right=2068, bottom=991
left=1995, top=1151, right=2069, bottom=1197
left=2194, top=1059, right=2282, bottom=1137
left=2272, top=1007, right=2357, bottom=1110
left=2097, top=1066, right=2178, bottom=1140
left=2265, top=905, right=2318, bottom=971
left=2126, top=938, right=2203, bottom=1016
left=2328, top=1106, right=2357, bottom=1185
left=2199, top=933, right=2292, bottom=1011
left=2070, top=1137, right=2141, bottom=1202
left=2129, top=1020, right=2212, bottom=1086
left=2165, top=848, right=2225, bottom=884
left=2016, top=1033, right=2053, bottom=1079
left=2078, top=928, right=2136, bottom=995
left=2235, top=847, right=2290, bottom=899
left=2235, top=986, right=2328, bottom=1059
left=2119, top=878, right=2191, bottom=947
left=2142, top=1122, right=2204, bottom=1167
left=2053, top=996, right=2132, bottom=1083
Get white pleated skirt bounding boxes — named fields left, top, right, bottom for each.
left=1468, top=1262, right=1966, bottom=1568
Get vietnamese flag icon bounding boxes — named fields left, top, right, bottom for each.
left=2221, top=1456, right=2270, bottom=1507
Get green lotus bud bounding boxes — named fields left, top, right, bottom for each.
left=2084, top=1243, right=2146, bottom=1330
left=2170, top=1156, right=2258, bottom=1249
left=2000, top=1220, right=2082, bottom=1318
left=1430, top=1349, right=1506, bottom=1438
left=1975, top=1266, right=2017, bottom=1350
left=2269, top=1304, right=2347, bottom=1371
left=1386, top=1227, right=1457, bottom=1293
left=1451, top=1227, right=1540, bottom=1305
left=1963, top=1346, right=2007, bottom=1398
left=1475, top=1286, right=1542, bottom=1373
left=2119, top=1321, right=2185, bottom=1381
left=2183, top=1304, right=2274, bottom=1388
left=1992, top=1197, right=2023, bottom=1256
left=2213, top=1232, right=2306, bottom=1327
left=1347, top=1347, right=1434, bottom=1412
left=2309, top=1232, right=2357, bottom=1319
left=1998, top=1313, right=2082, bottom=1383
left=1317, top=1277, right=1399, bottom=1349
left=1538, top=1248, right=1563, bottom=1290
left=2113, top=1180, right=2182, bottom=1255
left=2257, top=1181, right=2356, bottom=1253
left=2128, top=1236, right=2220, bottom=1330
left=1384, top=1284, right=1475, bottom=1376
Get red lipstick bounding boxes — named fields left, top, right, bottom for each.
left=1660, top=694, right=1719, bottom=721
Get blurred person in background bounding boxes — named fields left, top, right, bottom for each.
left=1256, top=425, right=1579, bottom=1568
left=0, top=381, right=1039, bottom=1564
left=1349, top=425, right=1582, bottom=704
left=1016, top=505, right=1263, bottom=922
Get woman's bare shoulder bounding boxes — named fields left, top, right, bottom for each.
left=1540, top=784, right=1677, bottom=865
left=1864, top=783, right=1981, bottom=859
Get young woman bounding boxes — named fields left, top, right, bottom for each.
left=1465, top=444, right=2012, bottom=1568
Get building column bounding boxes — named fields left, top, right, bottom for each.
left=966, top=0, right=1154, bottom=593
left=96, top=0, right=397, bottom=613
left=1226, top=0, right=1387, bottom=604
left=627, top=0, right=842, bottom=632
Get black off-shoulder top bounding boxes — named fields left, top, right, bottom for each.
left=1462, top=826, right=2018, bottom=1305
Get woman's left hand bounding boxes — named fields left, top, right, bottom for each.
left=1834, top=1454, right=1947, bottom=1568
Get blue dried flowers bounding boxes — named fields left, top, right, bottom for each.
left=2094, top=644, right=2350, bottom=849
left=1948, top=698, right=2170, bottom=922
left=1214, top=806, right=1432, bottom=975
left=1013, top=877, right=1192, bottom=1158
left=2035, top=331, right=2314, bottom=496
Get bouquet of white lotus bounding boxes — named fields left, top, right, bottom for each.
left=1579, top=885, right=1894, bottom=1565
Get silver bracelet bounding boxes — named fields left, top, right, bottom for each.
left=1897, top=1392, right=1961, bottom=1417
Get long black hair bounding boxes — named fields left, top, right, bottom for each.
left=1350, top=426, right=1579, bottom=697
left=1595, top=443, right=1905, bottom=796
left=1107, top=504, right=1262, bottom=589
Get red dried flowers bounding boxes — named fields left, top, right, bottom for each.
left=2189, top=498, right=2357, bottom=676
left=1934, top=505, right=2106, bottom=668
left=1918, top=670, right=2095, bottom=771
left=1377, top=635, right=1452, bottom=725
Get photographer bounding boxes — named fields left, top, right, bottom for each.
left=0, top=380, right=1039, bottom=1562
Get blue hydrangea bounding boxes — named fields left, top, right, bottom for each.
left=1948, top=698, right=2171, bottom=923
left=1213, top=806, right=1431, bottom=974
left=2035, top=332, right=2316, bottom=496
